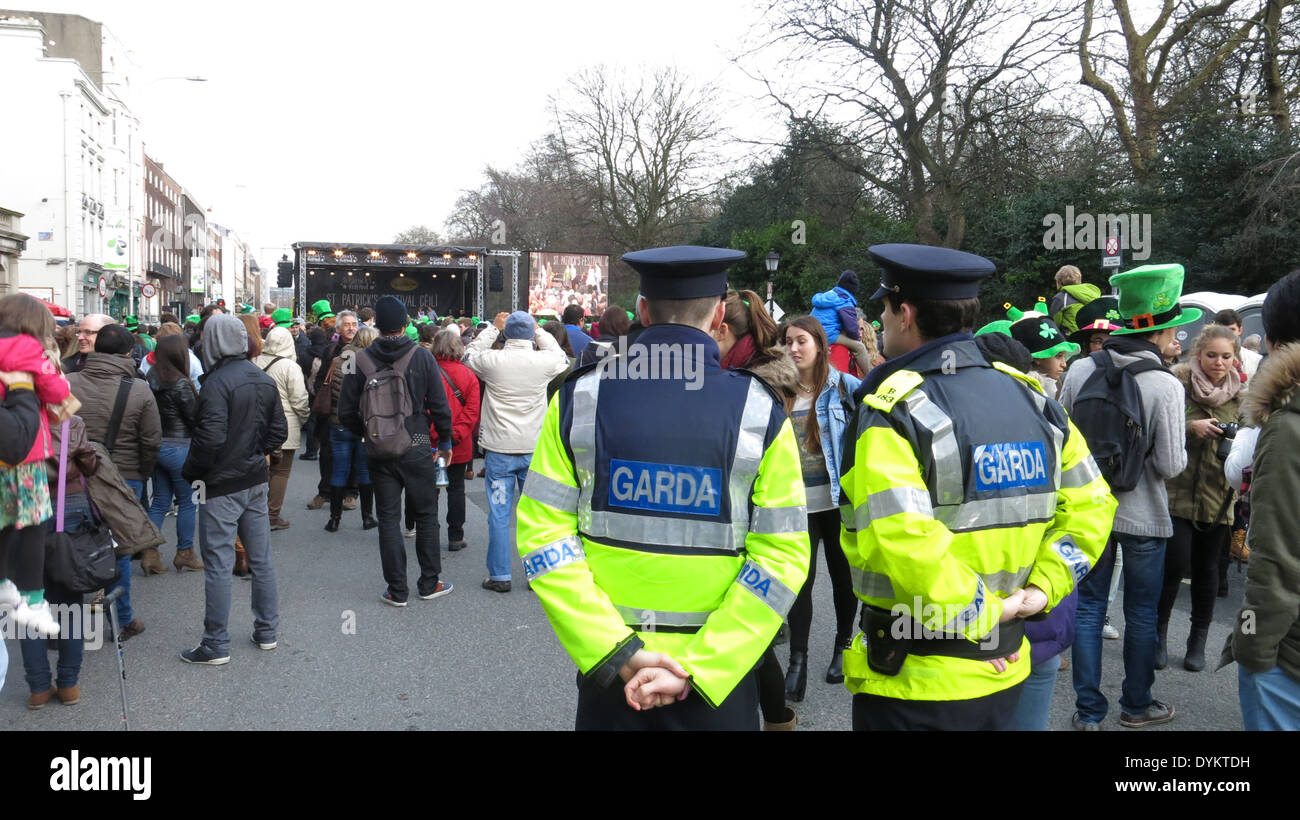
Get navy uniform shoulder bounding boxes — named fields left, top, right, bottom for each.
left=565, top=359, right=603, bottom=384
left=728, top=367, right=783, bottom=405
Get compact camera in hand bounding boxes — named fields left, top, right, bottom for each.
left=1214, top=421, right=1240, bottom=461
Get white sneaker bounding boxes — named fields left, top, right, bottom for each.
left=404, top=528, right=416, bottom=539
left=0, top=579, right=20, bottom=609
left=13, top=600, right=60, bottom=638
left=1102, top=617, right=1120, bottom=640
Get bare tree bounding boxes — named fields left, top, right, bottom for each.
left=393, top=225, right=443, bottom=245
left=1078, top=0, right=1274, bottom=184
left=744, top=0, right=1078, bottom=248
left=549, top=66, right=723, bottom=251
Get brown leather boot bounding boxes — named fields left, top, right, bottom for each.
left=233, top=537, right=250, bottom=577
left=27, top=689, right=54, bottom=710
left=763, top=706, right=798, bottom=731
left=173, top=548, right=204, bottom=572
left=140, top=547, right=169, bottom=576
left=55, top=685, right=80, bottom=705
left=306, top=494, right=327, bottom=510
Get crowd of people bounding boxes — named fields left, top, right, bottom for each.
left=1, top=248, right=1298, bottom=732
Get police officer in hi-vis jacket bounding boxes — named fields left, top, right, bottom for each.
left=838, top=244, right=1116, bottom=730
left=515, top=245, right=810, bottom=730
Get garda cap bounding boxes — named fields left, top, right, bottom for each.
left=868, top=243, right=995, bottom=301
left=622, top=245, right=746, bottom=300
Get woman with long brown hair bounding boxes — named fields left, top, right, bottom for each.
left=145, top=334, right=202, bottom=573
left=780, top=315, right=862, bottom=700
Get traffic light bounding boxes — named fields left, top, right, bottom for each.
left=488, top=262, right=504, bottom=293
left=217, top=299, right=226, bottom=310
left=277, top=255, right=294, bottom=288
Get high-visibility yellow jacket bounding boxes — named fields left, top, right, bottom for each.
left=839, top=336, right=1116, bottom=701
left=516, top=324, right=811, bottom=708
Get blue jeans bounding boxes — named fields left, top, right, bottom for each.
left=484, top=450, right=531, bottom=581
left=106, top=479, right=146, bottom=626
left=330, top=426, right=370, bottom=486
left=1012, top=653, right=1061, bottom=730
left=147, top=443, right=196, bottom=553
left=1073, top=535, right=1166, bottom=722
left=20, top=500, right=93, bottom=693
left=1239, top=666, right=1300, bottom=730
left=197, top=484, right=277, bottom=652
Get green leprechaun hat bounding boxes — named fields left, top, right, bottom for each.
left=310, top=300, right=335, bottom=321
left=403, top=322, right=419, bottom=341
left=1067, top=296, right=1124, bottom=346
left=1006, top=299, right=1079, bottom=358
left=1108, top=263, right=1202, bottom=335
left=272, top=308, right=293, bottom=328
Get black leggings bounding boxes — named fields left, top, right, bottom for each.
left=1159, top=516, right=1229, bottom=631
left=788, top=508, right=857, bottom=653
left=0, top=525, right=45, bottom=592
left=756, top=645, right=786, bottom=723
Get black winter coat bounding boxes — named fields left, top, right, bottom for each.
left=148, top=372, right=200, bottom=439
left=337, top=335, right=453, bottom=454
left=182, top=355, right=288, bottom=498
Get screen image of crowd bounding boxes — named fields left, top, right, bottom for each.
left=528, top=252, right=608, bottom=317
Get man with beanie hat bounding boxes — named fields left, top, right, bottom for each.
left=811, top=270, right=872, bottom=374
left=463, top=309, right=570, bottom=593
left=338, top=296, right=456, bottom=606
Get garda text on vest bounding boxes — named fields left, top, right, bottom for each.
left=608, top=459, right=722, bottom=516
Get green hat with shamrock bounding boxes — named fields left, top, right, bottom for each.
left=310, top=299, right=335, bottom=321
left=1108, top=263, right=1202, bottom=335
left=1006, top=298, right=1079, bottom=358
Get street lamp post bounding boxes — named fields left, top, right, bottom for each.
left=764, top=250, right=780, bottom=315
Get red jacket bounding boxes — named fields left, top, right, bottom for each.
left=0, top=331, right=71, bottom=464
left=432, top=356, right=481, bottom=465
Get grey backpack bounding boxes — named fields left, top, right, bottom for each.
left=355, top=346, right=418, bottom=458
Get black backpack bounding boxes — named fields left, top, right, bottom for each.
left=1069, top=350, right=1165, bottom=493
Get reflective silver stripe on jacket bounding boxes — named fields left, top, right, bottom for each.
left=934, top=492, right=1056, bottom=533
left=582, top=510, right=739, bottom=552
left=570, top=362, right=607, bottom=533
left=521, top=469, right=580, bottom=511
left=850, top=565, right=896, bottom=599
left=854, top=486, right=933, bottom=530
left=1060, top=456, right=1102, bottom=489
left=727, top=379, right=775, bottom=550
left=840, top=502, right=856, bottom=534
left=1051, top=534, right=1092, bottom=585
left=750, top=504, right=807, bottom=535
left=979, top=566, right=1034, bottom=596
left=520, top=535, right=586, bottom=581
left=614, top=605, right=712, bottom=631
left=903, top=392, right=963, bottom=506
left=1023, top=385, right=1064, bottom=489
left=735, top=560, right=797, bottom=618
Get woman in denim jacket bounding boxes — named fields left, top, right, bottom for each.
left=780, top=316, right=862, bottom=700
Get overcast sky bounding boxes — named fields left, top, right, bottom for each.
left=15, top=0, right=772, bottom=264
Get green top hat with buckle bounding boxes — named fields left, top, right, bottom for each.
left=310, top=300, right=335, bottom=321
left=1108, top=264, right=1202, bottom=335
left=272, top=307, right=293, bottom=328
left=1006, top=299, right=1079, bottom=358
